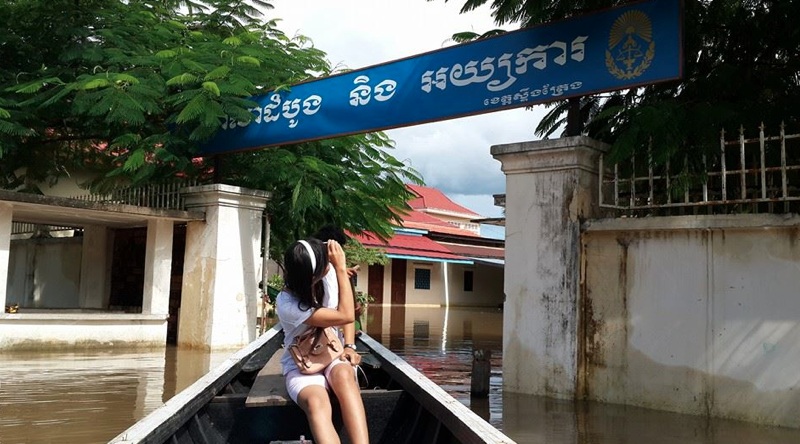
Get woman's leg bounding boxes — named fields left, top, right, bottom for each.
left=296, top=385, right=341, bottom=444
left=327, top=363, right=369, bottom=444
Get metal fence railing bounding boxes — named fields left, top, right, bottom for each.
left=599, top=123, right=800, bottom=215
left=68, top=179, right=199, bottom=212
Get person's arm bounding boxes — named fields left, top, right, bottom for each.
left=341, top=318, right=361, bottom=365
left=305, top=240, right=355, bottom=327
left=342, top=266, right=361, bottom=364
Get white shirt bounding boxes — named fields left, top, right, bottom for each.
left=277, top=266, right=340, bottom=375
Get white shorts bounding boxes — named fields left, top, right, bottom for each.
left=285, top=359, right=357, bottom=403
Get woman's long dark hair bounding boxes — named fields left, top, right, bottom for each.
left=283, top=238, right=328, bottom=311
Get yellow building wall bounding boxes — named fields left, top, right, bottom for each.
left=446, top=263, right=504, bottom=307
left=404, top=261, right=445, bottom=306
left=355, top=259, right=503, bottom=308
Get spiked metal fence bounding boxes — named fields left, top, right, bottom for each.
left=11, top=180, right=200, bottom=236
left=599, top=123, right=800, bottom=215
left=68, top=179, right=199, bottom=211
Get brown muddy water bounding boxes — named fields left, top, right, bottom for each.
left=1, top=306, right=799, bottom=444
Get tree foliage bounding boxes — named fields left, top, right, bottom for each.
left=344, top=239, right=389, bottom=268
left=0, top=0, right=420, bottom=259
left=439, top=0, right=800, bottom=169
left=223, top=132, right=419, bottom=259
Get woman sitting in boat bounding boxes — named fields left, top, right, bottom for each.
left=276, top=238, right=369, bottom=444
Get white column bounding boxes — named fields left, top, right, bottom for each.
left=0, top=202, right=12, bottom=309
left=178, top=184, right=270, bottom=349
left=443, top=261, right=450, bottom=307
left=491, top=136, right=608, bottom=398
left=78, top=225, right=110, bottom=309
left=142, top=219, right=174, bottom=315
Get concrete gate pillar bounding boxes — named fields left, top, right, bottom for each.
left=178, top=184, right=270, bottom=349
left=491, top=137, right=608, bottom=398
left=0, top=202, right=11, bottom=309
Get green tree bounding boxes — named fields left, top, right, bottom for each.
left=0, top=0, right=420, bottom=258
left=440, top=0, right=800, bottom=170
left=343, top=239, right=388, bottom=268
left=223, top=133, right=418, bottom=259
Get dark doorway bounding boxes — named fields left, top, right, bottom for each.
left=166, top=225, right=186, bottom=344
left=390, top=259, right=407, bottom=306
left=368, top=264, right=384, bottom=304
left=109, top=228, right=147, bottom=311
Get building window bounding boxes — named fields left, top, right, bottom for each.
left=464, top=270, right=474, bottom=292
left=414, top=268, right=431, bottom=290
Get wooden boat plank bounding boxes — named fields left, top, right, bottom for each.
left=245, top=348, right=291, bottom=407
left=359, top=334, right=516, bottom=444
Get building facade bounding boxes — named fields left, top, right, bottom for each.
left=350, top=185, right=505, bottom=308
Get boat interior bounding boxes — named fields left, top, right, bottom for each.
left=164, top=333, right=467, bottom=444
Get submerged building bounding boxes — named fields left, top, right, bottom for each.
left=350, top=184, right=505, bottom=308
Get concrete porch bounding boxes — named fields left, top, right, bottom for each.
left=1, top=184, right=270, bottom=350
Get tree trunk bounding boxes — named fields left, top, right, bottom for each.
left=564, top=96, right=583, bottom=137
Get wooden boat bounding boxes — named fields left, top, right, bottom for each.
left=108, top=326, right=515, bottom=444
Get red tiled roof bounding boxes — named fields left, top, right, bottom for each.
left=406, top=184, right=482, bottom=217
left=402, top=209, right=452, bottom=226
left=438, top=243, right=505, bottom=259
left=353, top=232, right=469, bottom=262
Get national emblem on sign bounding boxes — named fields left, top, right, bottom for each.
left=605, top=10, right=656, bottom=80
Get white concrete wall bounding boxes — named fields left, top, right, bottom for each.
left=582, top=215, right=800, bottom=428
left=0, top=313, right=167, bottom=349
left=142, top=219, right=173, bottom=315
left=7, top=238, right=83, bottom=308
left=0, top=202, right=11, bottom=308
left=34, top=170, right=99, bottom=198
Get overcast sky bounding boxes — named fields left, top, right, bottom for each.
left=270, top=0, right=550, bottom=218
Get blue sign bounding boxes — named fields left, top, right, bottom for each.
left=201, top=0, right=682, bottom=155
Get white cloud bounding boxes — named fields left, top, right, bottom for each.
left=271, top=0, right=547, bottom=214
left=387, top=106, right=547, bottom=199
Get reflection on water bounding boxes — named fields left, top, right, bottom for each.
left=365, top=305, right=504, bottom=425
left=367, top=305, right=800, bottom=444
left=2, top=306, right=800, bottom=444
left=0, top=347, right=231, bottom=444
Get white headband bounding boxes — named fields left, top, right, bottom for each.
left=298, top=240, right=316, bottom=274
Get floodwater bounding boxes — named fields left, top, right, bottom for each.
left=1, top=306, right=800, bottom=444
left=364, top=306, right=800, bottom=444
left=0, top=347, right=232, bottom=444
